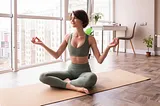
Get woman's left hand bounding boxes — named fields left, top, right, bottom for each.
left=108, top=38, right=119, bottom=48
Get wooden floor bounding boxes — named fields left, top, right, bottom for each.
left=1, top=53, right=160, bottom=106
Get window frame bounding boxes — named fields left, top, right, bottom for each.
left=0, top=0, right=114, bottom=72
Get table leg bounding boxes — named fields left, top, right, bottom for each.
left=125, top=30, right=126, bottom=53
left=102, top=29, right=104, bottom=53
left=113, top=31, right=116, bottom=52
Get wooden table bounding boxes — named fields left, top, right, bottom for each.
left=91, top=25, right=127, bottom=53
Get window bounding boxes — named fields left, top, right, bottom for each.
left=16, top=0, right=62, bottom=69
left=68, top=0, right=88, bottom=12
left=93, top=0, right=113, bottom=52
left=18, top=0, right=61, bottom=17
left=0, top=0, right=10, bottom=13
left=17, top=19, right=61, bottom=67
left=0, top=0, right=113, bottom=72
left=0, top=0, right=12, bottom=71
left=93, top=0, right=113, bottom=22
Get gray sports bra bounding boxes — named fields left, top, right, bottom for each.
left=68, top=34, right=90, bottom=57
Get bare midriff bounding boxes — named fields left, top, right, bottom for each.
left=70, top=56, right=88, bottom=64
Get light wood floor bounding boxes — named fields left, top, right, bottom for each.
left=1, top=53, right=160, bottom=106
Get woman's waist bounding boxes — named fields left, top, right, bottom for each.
left=68, top=61, right=91, bottom=71
left=70, top=56, right=88, bottom=64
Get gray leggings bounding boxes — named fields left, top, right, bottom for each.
left=39, top=63, right=97, bottom=89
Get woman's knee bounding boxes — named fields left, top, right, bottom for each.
left=85, top=73, right=97, bottom=88
left=39, top=73, right=48, bottom=83
left=89, top=73, right=97, bottom=84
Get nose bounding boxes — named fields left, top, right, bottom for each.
left=70, top=19, right=75, bottom=24
left=70, top=17, right=74, bottom=21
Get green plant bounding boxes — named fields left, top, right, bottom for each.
left=85, top=27, right=94, bottom=36
left=143, top=35, right=153, bottom=52
left=91, top=12, right=103, bottom=24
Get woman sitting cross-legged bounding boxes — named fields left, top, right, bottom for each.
left=31, top=9, right=119, bottom=94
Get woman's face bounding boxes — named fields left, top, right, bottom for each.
left=70, top=13, right=83, bottom=28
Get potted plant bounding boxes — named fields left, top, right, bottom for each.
left=143, top=35, right=153, bottom=57
left=91, top=12, right=103, bottom=25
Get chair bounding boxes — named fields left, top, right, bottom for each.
left=117, top=22, right=136, bottom=55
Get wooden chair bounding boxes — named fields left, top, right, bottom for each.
left=117, top=22, right=136, bottom=55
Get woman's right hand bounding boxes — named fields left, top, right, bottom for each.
left=108, top=38, right=119, bottom=48
left=31, top=37, right=44, bottom=46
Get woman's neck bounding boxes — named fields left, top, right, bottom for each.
left=74, top=28, right=85, bottom=37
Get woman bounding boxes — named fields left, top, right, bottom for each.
left=31, top=10, right=119, bottom=94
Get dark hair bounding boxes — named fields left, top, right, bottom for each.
left=71, top=10, right=89, bottom=28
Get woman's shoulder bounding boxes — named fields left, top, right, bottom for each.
left=64, top=33, right=72, bottom=42
left=88, top=35, right=95, bottom=41
left=88, top=36, right=96, bottom=44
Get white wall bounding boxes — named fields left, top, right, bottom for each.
left=115, top=0, right=155, bottom=55
left=155, top=0, right=160, bottom=53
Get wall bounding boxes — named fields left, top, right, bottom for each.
left=155, top=0, right=160, bottom=53
left=155, top=0, right=160, bottom=34
left=115, top=0, right=155, bottom=55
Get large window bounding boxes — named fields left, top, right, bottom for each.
left=0, top=0, right=113, bottom=72
left=68, top=0, right=88, bottom=12
left=66, top=21, right=73, bottom=60
left=18, top=0, right=61, bottom=17
left=17, top=0, right=62, bottom=69
left=94, top=0, right=113, bottom=22
left=0, top=0, right=12, bottom=72
left=0, top=0, right=10, bottom=13
left=93, top=0, right=113, bottom=53
left=17, top=19, right=61, bottom=67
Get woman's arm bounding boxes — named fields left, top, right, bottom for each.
left=31, top=34, right=70, bottom=59
left=89, top=36, right=119, bottom=64
left=41, top=39, right=67, bottom=59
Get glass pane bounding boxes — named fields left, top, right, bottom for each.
left=65, top=21, right=74, bottom=59
left=0, top=18, right=12, bottom=70
left=94, top=30, right=102, bottom=53
left=17, top=19, right=61, bottom=67
left=0, top=0, right=10, bottom=13
left=66, top=21, right=74, bottom=34
left=93, top=0, right=113, bottom=53
left=68, top=0, right=87, bottom=12
left=103, top=31, right=113, bottom=52
left=94, top=0, right=112, bottom=21
left=17, top=0, right=61, bottom=17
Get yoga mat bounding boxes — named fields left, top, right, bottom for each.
left=0, top=69, right=150, bottom=106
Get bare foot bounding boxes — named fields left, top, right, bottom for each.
left=76, top=87, right=89, bottom=94
left=64, top=78, right=71, bottom=83
left=65, top=82, right=89, bottom=94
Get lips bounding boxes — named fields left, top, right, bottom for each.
left=71, top=22, right=75, bottom=24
